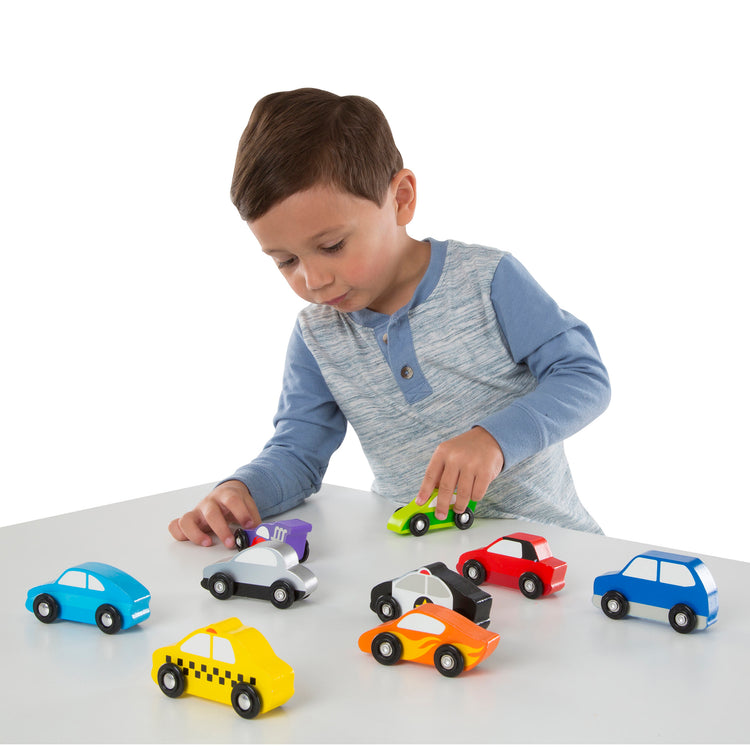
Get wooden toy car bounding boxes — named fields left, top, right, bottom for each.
left=201, top=539, right=317, bottom=609
left=387, top=491, right=476, bottom=536
left=369, top=562, right=492, bottom=628
left=457, top=532, right=567, bottom=598
left=25, top=562, right=151, bottom=633
left=358, top=602, right=499, bottom=677
left=152, top=617, right=294, bottom=718
left=234, top=519, right=312, bottom=562
left=592, top=550, right=719, bottom=633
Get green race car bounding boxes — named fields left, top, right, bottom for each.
left=387, top=491, right=477, bottom=536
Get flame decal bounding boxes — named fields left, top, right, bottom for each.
left=400, top=633, right=442, bottom=660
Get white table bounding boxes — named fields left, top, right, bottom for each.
left=1, top=483, right=747, bottom=743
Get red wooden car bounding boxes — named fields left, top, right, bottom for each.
left=456, top=533, right=566, bottom=599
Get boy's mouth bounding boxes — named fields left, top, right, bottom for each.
left=322, top=293, right=348, bottom=306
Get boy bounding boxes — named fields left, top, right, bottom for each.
left=169, top=88, right=610, bottom=549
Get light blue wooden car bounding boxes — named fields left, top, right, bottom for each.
left=26, top=562, right=151, bottom=633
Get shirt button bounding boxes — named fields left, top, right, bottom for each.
left=382, top=333, right=388, bottom=344
left=401, top=366, right=414, bottom=379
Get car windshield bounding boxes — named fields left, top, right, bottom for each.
left=398, top=612, right=445, bottom=635
left=623, top=557, right=657, bottom=580
left=212, top=636, right=235, bottom=664
left=181, top=633, right=211, bottom=658
left=398, top=573, right=427, bottom=594
left=237, top=547, right=279, bottom=566
left=488, top=538, right=523, bottom=558
left=57, top=570, right=86, bottom=588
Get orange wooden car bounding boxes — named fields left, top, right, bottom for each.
left=358, top=603, right=499, bottom=677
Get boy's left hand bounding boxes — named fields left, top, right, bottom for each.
left=416, top=426, right=504, bottom=521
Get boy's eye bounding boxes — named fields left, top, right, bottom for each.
left=276, top=257, right=297, bottom=269
left=321, top=240, right=345, bottom=253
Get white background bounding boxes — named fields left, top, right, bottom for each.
left=2, top=1, right=748, bottom=562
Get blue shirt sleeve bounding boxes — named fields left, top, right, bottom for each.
left=477, top=254, right=611, bottom=469
left=220, top=319, right=347, bottom=517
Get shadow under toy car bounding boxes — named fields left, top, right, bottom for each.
left=152, top=617, right=294, bottom=718
left=592, top=549, right=718, bottom=633
left=457, top=532, right=567, bottom=599
left=201, top=540, right=318, bottom=609
left=25, top=561, right=151, bottom=634
left=358, top=602, right=500, bottom=677
left=387, top=491, right=477, bottom=536
left=370, top=562, right=492, bottom=628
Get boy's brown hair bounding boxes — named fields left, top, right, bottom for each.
left=230, top=88, right=403, bottom=221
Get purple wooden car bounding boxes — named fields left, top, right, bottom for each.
left=234, top=519, right=312, bottom=562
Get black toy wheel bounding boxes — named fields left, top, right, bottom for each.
left=375, top=595, right=401, bottom=622
left=601, top=591, right=629, bottom=619
left=462, top=559, right=487, bottom=585
left=208, top=572, right=234, bottom=600
left=409, top=513, right=430, bottom=536
left=231, top=682, right=262, bottom=719
left=270, top=579, right=295, bottom=609
left=32, top=594, right=59, bottom=624
left=519, top=572, right=543, bottom=599
left=434, top=644, right=464, bottom=677
left=95, top=604, right=123, bottom=634
left=157, top=663, right=185, bottom=698
left=234, top=529, right=250, bottom=550
left=453, top=508, right=474, bottom=530
left=371, top=633, right=403, bottom=665
left=414, top=596, right=432, bottom=607
left=300, top=540, right=311, bottom=563
left=669, top=603, right=697, bottom=634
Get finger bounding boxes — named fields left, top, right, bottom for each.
left=175, top=511, right=215, bottom=547
left=203, top=503, right=236, bottom=549
left=222, top=491, right=261, bottom=530
left=470, top=474, right=492, bottom=504
left=454, top=475, right=474, bottom=514
left=168, top=517, right=188, bottom=542
left=416, top=460, right=443, bottom=505
left=435, top=474, right=458, bottom=521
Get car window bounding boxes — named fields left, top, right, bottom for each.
left=87, top=575, right=105, bottom=591
left=427, top=577, right=449, bottom=597
left=212, top=637, right=235, bottom=664
left=255, top=526, right=270, bottom=540
left=398, top=612, right=446, bottom=635
left=398, top=573, right=427, bottom=595
left=181, top=633, right=211, bottom=658
left=622, top=557, right=657, bottom=580
left=237, top=547, right=279, bottom=566
left=659, top=561, right=695, bottom=587
left=58, top=570, right=86, bottom=588
left=488, top=538, right=523, bottom=558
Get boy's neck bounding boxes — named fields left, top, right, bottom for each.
left=368, top=237, right=431, bottom=316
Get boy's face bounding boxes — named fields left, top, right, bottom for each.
left=248, top=177, right=426, bottom=316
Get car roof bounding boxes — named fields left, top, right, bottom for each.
left=234, top=539, right=298, bottom=567
left=66, top=562, right=150, bottom=599
left=180, top=618, right=286, bottom=665
left=634, top=550, right=703, bottom=567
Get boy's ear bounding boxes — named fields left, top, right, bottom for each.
left=391, top=169, right=418, bottom=226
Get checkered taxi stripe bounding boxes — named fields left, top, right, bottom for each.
left=165, top=654, right=256, bottom=687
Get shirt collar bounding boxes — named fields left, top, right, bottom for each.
left=349, top=237, right=447, bottom=328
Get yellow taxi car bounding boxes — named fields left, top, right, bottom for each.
left=151, top=617, right=294, bottom=718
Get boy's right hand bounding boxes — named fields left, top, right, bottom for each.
left=168, top=480, right=261, bottom=549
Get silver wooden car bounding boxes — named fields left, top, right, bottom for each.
left=201, top=540, right=318, bottom=609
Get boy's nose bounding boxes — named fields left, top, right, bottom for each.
left=302, top=261, right=333, bottom=291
